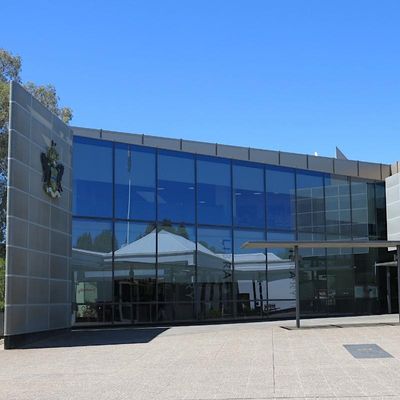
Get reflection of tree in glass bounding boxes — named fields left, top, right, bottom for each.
left=135, top=222, right=156, bottom=241
left=159, top=220, right=189, bottom=239
left=199, top=241, right=217, bottom=253
left=75, top=230, right=117, bottom=253
left=76, top=233, right=93, bottom=250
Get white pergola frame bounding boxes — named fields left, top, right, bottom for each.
left=242, top=241, right=400, bottom=328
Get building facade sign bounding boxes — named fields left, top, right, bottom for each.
left=41, top=140, right=64, bottom=198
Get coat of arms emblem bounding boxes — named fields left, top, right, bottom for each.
left=40, top=140, right=64, bottom=199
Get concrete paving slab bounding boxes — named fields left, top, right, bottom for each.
left=1, top=315, right=400, bottom=399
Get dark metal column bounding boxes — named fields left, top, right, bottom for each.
left=387, top=266, right=392, bottom=315
left=397, top=245, right=400, bottom=323
left=294, top=245, right=300, bottom=328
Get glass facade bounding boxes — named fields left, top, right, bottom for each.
left=72, top=135, right=390, bottom=325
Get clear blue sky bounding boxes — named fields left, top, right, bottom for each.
left=3, top=0, right=400, bottom=164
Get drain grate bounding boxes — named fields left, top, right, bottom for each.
left=344, top=344, right=393, bottom=359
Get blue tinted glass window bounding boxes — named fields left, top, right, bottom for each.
left=296, top=171, right=325, bottom=235
left=73, top=136, right=113, bottom=218
left=115, top=144, right=156, bottom=221
left=233, top=230, right=266, bottom=304
left=72, top=219, right=113, bottom=310
left=266, top=167, right=296, bottom=230
left=114, top=221, right=156, bottom=303
left=375, top=183, right=387, bottom=240
left=351, top=179, right=376, bottom=240
left=266, top=231, right=296, bottom=306
left=233, top=163, right=265, bottom=228
left=325, top=176, right=351, bottom=241
left=157, top=222, right=196, bottom=304
left=158, top=151, right=195, bottom=224
left=197, top=156, right=231, bottom=226
left=197, top=227, right=233, bottom=317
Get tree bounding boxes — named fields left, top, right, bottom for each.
left=24, top=82, right=73, bottom=123
left=76, top=233, right=93, bottom=251
left=93, top=230, right=118, bottom=253
left=0, top=48, right=73, bottom=310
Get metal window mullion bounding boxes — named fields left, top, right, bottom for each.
left=322, top=175, right=328, bottom=316
left=111, top=142, right=115, bottom=325
left=155, top=148, right=159, bottom=320
left=194, top=155, right=199, bottom=320
left=349, top=177, right=356, bottom=314
left=231, top=160, right=235, bottom=316
left=294, top=170, right=300, bottom=323
left=264, top=166, right=268, bottom=319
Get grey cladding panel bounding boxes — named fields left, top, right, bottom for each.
left=30, top=118, right=52, bottom=151
left=30, top=95, right=54, bottom=127
left=217, top=144, right=249, bottom=161
left=334, top=159, right=358, bottom=177
left=52, top=117, right=73, bottom=145
left=50, top=206, right=69, bottom=233
left=182, top=139, right=216, bottom=156
left=5, top=82, right=72, bottom=340
left=27, top=278, right=49, bottom=304
left=29, top=252, right=50, bottom=279
left=28, top=224, right=50, bottom=253
left=49, top=305, right=70, bottom=329
left=386, top=186, right=400, bottom=205
left=249, top=148, right=279, bottom=165
left=10, top=161, right=30, bottom=190
left=7, top=188, right=29, bottom=220
left=280, top=152, right=307, bottom=169
left=26, top=305, right=49, bottom=332
left=102, top=130, right=143, bottom=145
left=6, top=276, right=27, bottom=305
left=10, top=102, right=31, bottom=138
left=307, top=155, right=333, bottom=174
left=6, top=247, right=28, bottom=276
left=386, top=173, right=400, bottom=189
left=143, top=135, right=181, bottom=151
left=50, top=255, right=69, bottom=280
left=71, top=126, right=101, bottom=139
left=7, top=216, right=29, bottom=248
left=50, top=231, right=70, bottom=257
left=4, top=306, right=27, bottom=335
left=358, top=161, right=382, bottom=180
left=28, top=196, right=50, bottom=227
left=9, top=129, right=30, bottom=164
left=391, top=162, right=399, bottom=175
left=11, top=82, right=32, bottom=107
left=50, top=281, right=68, bottom=304
left=381, top=164, right=391, bottom=179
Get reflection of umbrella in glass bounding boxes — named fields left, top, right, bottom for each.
left=72, top=229, right=295, bottom=300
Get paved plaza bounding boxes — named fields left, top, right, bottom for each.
left=1, top=315, right=400, bottom=399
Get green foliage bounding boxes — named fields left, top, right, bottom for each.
left=76, top=230, right=118, bottom=253
left=0, top=258, right=5, bottom=312
left=160, top=220, right=190, bottom=239
left=24, top=82, right=72, bottom=124
left=0, top=81, right=10, bottom=136
left=93, top=230, right=115, bottom=253
left=76, top=232, right=93, bottom=251
left=0, top=49, right=21, bottom=83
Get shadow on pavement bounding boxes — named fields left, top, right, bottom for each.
left=21, top=327, right=169, bottom=349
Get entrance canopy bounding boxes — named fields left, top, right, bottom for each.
left=242, top=240, right=400, bottom=249
left=242, top=240, right=400, bottom=328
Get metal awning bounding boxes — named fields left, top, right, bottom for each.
left=242, top=240, right=400, bottom=249
left=242, top=240, right=400, bottom=328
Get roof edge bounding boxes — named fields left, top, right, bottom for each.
left=71, top=125, right=390, bottom=181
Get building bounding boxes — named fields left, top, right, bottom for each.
left=4, top=82, right=400, bottom=347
